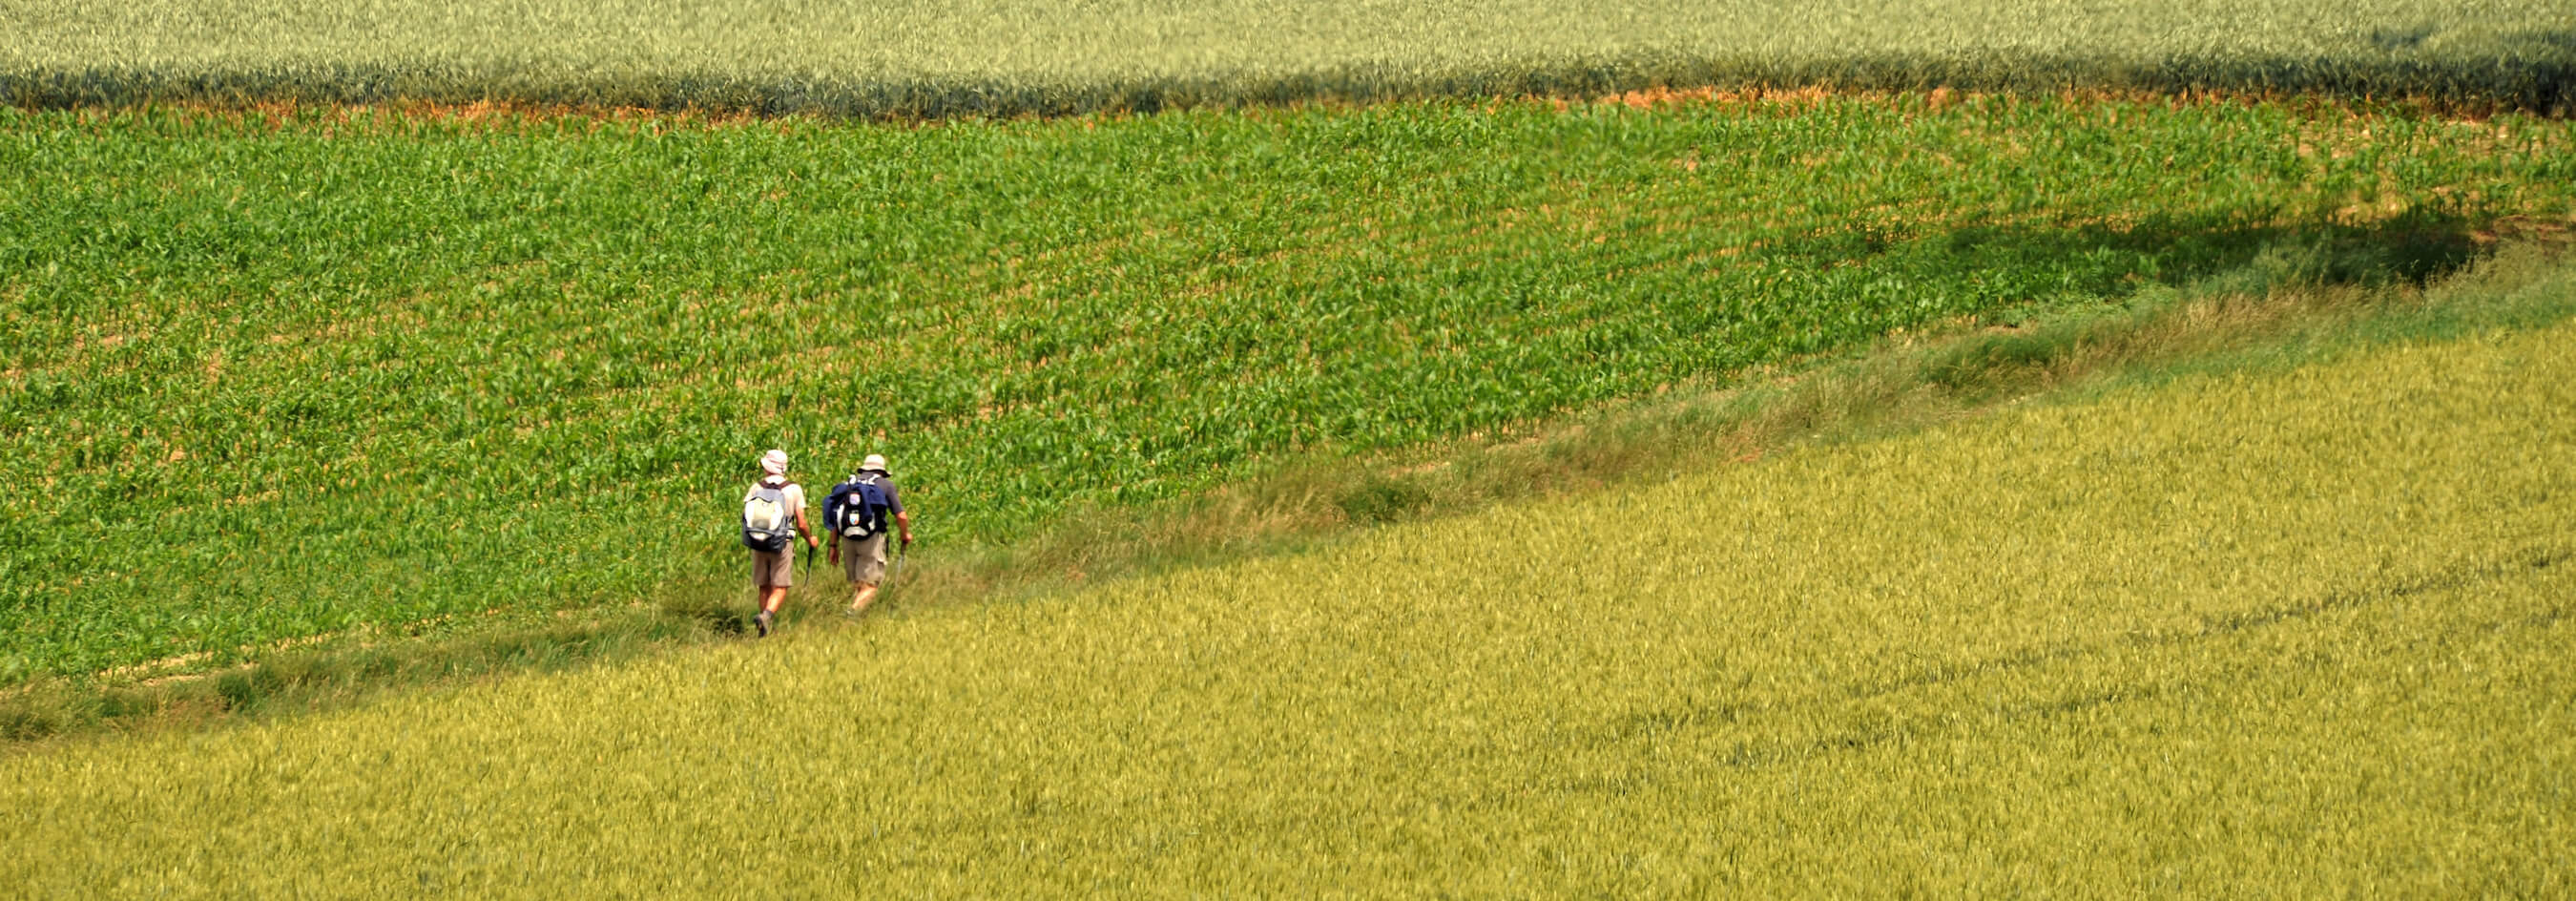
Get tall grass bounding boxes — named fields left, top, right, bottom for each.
left=4, top=314, right=2567, bottom=896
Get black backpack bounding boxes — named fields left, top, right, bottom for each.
left=827, top=473, right=892, bottom=541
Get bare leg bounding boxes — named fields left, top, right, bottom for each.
left=756, top=585, right=788, bottom=636
left=847, top=582, right=880, bottom=617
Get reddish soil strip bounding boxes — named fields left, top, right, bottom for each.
left=23, top=84, right=2536, bottom=134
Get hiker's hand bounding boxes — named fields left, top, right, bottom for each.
left=901, top=534, right=913, bottom=548
left=828, top=547, right=841, bottom=565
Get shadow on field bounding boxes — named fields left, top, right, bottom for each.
left=1877, top=211, right=2555, bottom=400
left=1787, top=206, right=2493, bottom=307
left=0, top=600, right=741, bottom=744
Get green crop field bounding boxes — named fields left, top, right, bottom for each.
left=5, top=315, right=2567, bottom=896
left=3, top=0, right=2571, bottom=115
left=8, top=96, right=2572, bottom=683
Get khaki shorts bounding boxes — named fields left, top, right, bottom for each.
left=841, top=534, right=889, bottom=585
left=750, top=547, right=795, bottom=588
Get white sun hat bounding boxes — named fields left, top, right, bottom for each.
left=862, top=453, right=889, bottom=472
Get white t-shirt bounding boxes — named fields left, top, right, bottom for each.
left=744, top=478, right=807, bottom=534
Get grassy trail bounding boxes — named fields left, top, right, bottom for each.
left=5, top=311, right=2567, bottom=896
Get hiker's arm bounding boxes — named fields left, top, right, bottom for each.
left=797, top=505, right=819, bottom=550
left=896, top=511, right=912, bottom=545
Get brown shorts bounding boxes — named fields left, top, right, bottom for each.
left=751, top=547, right=794, bottom=588
left=841, top=534, right=889, bottom=585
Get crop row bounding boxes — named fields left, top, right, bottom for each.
left=4, top=95, right=2573, bottom=681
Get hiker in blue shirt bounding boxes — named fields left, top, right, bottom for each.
left=826, top=453, right=914, bottom=618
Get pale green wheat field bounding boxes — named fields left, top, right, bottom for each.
left=6, top=0, right=2569, bottom=113
left=3, top=317, right=2569, bottom=896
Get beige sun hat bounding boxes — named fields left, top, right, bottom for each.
left=861, top=453, right=889, bottom=472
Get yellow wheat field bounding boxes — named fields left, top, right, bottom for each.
left=4, top=321, right=2570, bottom=897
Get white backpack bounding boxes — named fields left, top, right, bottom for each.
left=740, top=483, right=794, bottom=552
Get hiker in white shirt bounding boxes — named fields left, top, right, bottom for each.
left=740, top=449, right=817, bottom=638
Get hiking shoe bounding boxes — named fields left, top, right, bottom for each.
left=754, top=611, right=773, bottom=638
